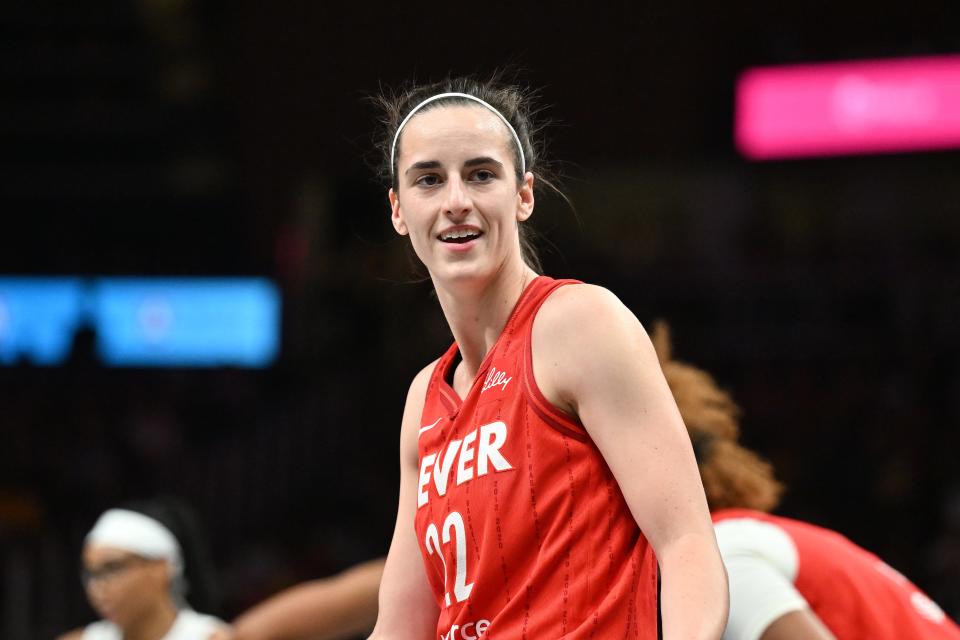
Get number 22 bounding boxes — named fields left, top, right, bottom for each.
left=425, top=511, right=474, bottom=606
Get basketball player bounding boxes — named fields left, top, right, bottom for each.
left=367, top=75, right=728, bottom=640
left=197, top=313, right=958, bottom=640
left=57, top=500, right=226, bottom=640
left=651, top=322, right=960, bottom=640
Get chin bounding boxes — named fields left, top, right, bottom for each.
left=94, top=604, right=122, bottom=625
left=431, top=261, right=493, bottom=287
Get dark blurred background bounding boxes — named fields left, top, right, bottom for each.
left=2, top=0, right=959, bottom=637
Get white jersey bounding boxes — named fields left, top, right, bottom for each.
left=714, top=517, right=807, bottom=640
left=82, top=609, right=226, bottom=640
left=713, top=509, right=960, bottom=640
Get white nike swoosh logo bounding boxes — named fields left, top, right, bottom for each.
left=418, top=417, right=442, bottom=437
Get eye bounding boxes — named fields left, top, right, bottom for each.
left=81, top=557, right=142, bottom=583
left=471, top=169, right=496, bottom=182
left=414, top=174, right=441, bottom=187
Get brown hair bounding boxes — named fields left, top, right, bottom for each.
left=651, top=321, right=784, bottom=513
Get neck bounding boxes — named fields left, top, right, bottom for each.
left=433, top=262, right=538, bottom=379
left=121, top=599, right=178, bottom=640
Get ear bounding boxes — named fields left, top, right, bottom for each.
left=516, top=171, right=535, bottom=222
left=389, top=188, right=408, bottom=236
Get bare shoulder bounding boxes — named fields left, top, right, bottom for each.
left=533, top=284, right=655, bottom=412
left=405, top=358, right=439, bottom=413
left=539, top=282, right=625, bottom=316
left=56, top=630, right=84, bottom=640
left=535, top=283, right=646, bottom=350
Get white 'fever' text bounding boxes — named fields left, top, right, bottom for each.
left=418, top=421, right=512, bottom=508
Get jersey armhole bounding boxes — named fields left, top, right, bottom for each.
left=425, top=345, right=460, bottom=417
left=521, top=282, right=589, bottom=442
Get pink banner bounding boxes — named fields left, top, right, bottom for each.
left=735, top=55, right=960, bottom=159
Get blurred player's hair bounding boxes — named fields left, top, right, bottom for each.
left=651, top=321, right=784, bottom=513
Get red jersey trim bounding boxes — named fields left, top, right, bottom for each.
left=427, top=342, right=462, bottom=417
left=521, top=279, right=590, bottom=441
left=431, top=276, right=552, bottom=414
left=436, top=380, right=460, bottom=415
left=425, top=276, right=588, bottom=440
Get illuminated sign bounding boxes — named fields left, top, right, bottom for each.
left=0, top=278, right=85, bottom=365
left=736, top=55, right=960, bottom=159
left=0, top=277, right=280, bottom=367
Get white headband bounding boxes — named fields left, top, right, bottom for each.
left=390, top=92, right=526, bottom=178
left=86, top=508, right=183, bottom=575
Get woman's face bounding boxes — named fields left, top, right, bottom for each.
left=389, top=105, right=535, bottom=287
left=82, top=544, right=171, bottom=628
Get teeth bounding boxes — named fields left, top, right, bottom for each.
left=440, top=229, right=480, bottom=240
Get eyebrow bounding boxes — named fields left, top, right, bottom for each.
left=404, top=160, right=441, bottom=175
left=404, top=157, right=505, bottom=176
left=464, top=156, right=503, bottom=169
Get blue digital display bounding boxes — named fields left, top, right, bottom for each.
left=92, top=278, right=280, bottom=367
left=0, top=277, right=280, bottom=368
left=0, top=278, right=86, bottom=366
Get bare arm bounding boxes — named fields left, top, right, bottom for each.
left=761, top=611, right=836, bottom=640
left=533, top=285, right=728, bottom=640
left=367, top=364, right=440, bottom=640
left=56, top=631, right=84, bottom=640
left=222, top=558, right=384, bottom=640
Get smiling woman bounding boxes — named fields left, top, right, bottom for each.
left=367, top=75, right=729, bottom=640
left=57, top=499, right=226, bottom=640
left=374, top=77, right=550, bottom=275
left=387, top=100, right=535, bottom=288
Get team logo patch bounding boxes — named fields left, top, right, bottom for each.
left=481, top=366, right=512, bottom=393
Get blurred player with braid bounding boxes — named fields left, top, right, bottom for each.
left=652, top=321, right=960, bottom=640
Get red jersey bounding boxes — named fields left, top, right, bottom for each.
left=414, top=276, right=658, bottom=640
left=713, top=508, right=960, bottom=639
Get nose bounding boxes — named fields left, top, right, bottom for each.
left=441, top=175, right=472, bottom=219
